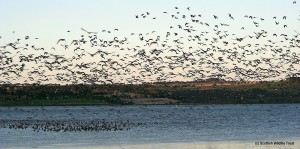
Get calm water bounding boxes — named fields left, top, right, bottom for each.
left=0, top=104, right=300, bottom=148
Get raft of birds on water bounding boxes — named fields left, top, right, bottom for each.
left=0, top=119, right=144, bottom=132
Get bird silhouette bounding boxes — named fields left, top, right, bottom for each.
left=81, top=28, right=97, bottom=34
left=57, top=39, right=66, bottom=44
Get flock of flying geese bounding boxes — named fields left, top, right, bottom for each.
left=0, top=1, right=300, bottom=84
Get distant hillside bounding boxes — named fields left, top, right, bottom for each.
left=0, top=78, right=300, bottom=106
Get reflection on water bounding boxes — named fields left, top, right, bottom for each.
left=0, top=104, right=300, bottom=148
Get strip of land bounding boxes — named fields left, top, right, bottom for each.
left=122, top=98, right=179, bottom=105
left=1, top=78, right=300, bottom=106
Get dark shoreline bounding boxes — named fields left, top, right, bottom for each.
left=1, top=79, right=300, bottom=106
left=1, top=99, right=299, bottom=107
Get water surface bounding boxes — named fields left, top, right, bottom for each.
left=0, top=104, right=299, bottom=148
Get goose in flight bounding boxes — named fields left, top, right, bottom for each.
left=229, top=14, right=234, bottom=20
left=81, top=28, right=97, bottom=34
left=57, top=39, right=66, bottom=44
left=70, top=40, right=80, bottom=46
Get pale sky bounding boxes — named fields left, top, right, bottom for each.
left=0, top=0, right=299, bottom=84
left=1, top=0, right=298, bottom=46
